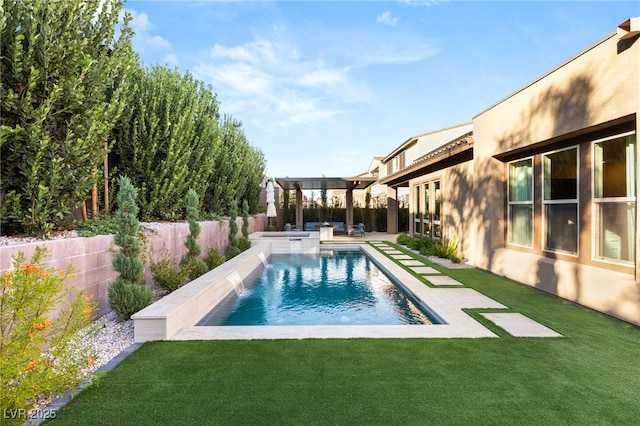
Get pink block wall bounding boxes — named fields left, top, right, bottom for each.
left=0, top=215, right=266, bottom=315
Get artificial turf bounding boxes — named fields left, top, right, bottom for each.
left=49, top=258, right=640, bottom=425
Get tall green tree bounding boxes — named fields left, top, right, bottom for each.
left=0, top=0, right=137, bottom=235
left=111, top=65, right=221, bottom=220
left=204, top=115, right=265, bottom=215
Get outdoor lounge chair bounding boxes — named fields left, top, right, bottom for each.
left=348, top=223, right=365, bottom=237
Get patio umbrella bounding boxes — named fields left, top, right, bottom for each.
left=266, top=180, right=277, bottom=226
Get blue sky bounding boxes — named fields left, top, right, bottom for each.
left=125, top=0, right=639, bottom=179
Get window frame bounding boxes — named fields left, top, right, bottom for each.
left=507, top=157, right=534, bottom=248
left=591, top=131, right=636, bottom=265
left=412, top=177, right=442, bottom=240
left=542, top=145, right=580, bottom=256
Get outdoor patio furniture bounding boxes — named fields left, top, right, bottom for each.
left=348, top=223, right=365, bottom=237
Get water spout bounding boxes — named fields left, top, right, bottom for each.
left=289, top=238, right=302, bottom=254
left=227, top=271, right=245, bottom=295
left=258, top=252, right=268, bottom=267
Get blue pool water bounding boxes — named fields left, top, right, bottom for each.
left=198, top=251, right=436, bottom=326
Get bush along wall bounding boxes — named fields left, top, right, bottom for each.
left=0, top=0, right=137, bottom=236
left=110, top=66, right=266, bottom=221
left=1, top=2, right=265, bottom=236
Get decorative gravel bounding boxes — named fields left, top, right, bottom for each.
left=0, top=221, right=190, bottom=247
left=0, top=230, right=80, bottom=247
left=86, top=312, right=135, bottom=370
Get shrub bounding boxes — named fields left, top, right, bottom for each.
left=238, top=236, right=251, bottom=252
left=181, top=257, right=209, bottom=281
left=226, top=200, right=241, bottom=259
left=107, top=279, right=154, bottom=321
left=241, top=199, right=250, bottom=238
left=180, top=189, right=208, bottom=279
left=108, top=176, right=152, bottom=320
left=225, top=245, right=242, bottom=260
left=407, top=237, right=424, bottom=251
left=429, top=238, right=463, bottom=263
left=396, top=234, right=412, bottom=246
left=150, top=255, right=189, bottom=292
left=203, top=247, right=226, bottom=270
left=0, top=247, right=97, bottom=424
left=0, top=0, right=137, bottom=237
left=75, top=215, right=118, bottom=237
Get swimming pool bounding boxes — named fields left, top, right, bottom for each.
left=198, top=250, right=440, bottom=326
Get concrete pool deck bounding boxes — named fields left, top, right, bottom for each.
left=165, top=239, right=562, bottom=340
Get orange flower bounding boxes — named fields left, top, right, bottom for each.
left=82, top=305, right=92, bottom=319
left=4, top=272, right=11, bottom=279
left=28, top=332, right=36, bottom=339
left=40, top=271, right=49, bottom=279
left=87, top=358, right=95, bottom=367
left=85, top=295, right=94, bottom=302
left=25, top=359, right=40, bottom=371
left=3, top=280, right=10, bottom=288
left=31, top=320, right=51, bottom=331
left=22, top=264, right=41, bottom=274
left=58, top=269, right=66, bottom=276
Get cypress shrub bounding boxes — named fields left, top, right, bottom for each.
left=225, top=200, right=241, bottom=259
left=180, top=189, right=208, bottom=279
left=238, top=199, right=251, bottom=251
left=108, top=176, right=153, bottom=321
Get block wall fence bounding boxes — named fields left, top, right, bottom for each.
left=0, top=215, right=267, bottom=315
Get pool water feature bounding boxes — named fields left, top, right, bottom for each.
left=198, top=251, right=439, bottom=326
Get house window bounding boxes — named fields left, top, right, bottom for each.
left=433, top=181, right=441, bottom=239
left=413, top=179, right=441, bottom=239
left=508, top=158, right=533, bottom=246
left=543, top=147, right=578, bottom=254
left=594, top=133, right=636, bottom=263
left=414, top=185, right=421, bottom=236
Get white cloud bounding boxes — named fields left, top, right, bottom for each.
left=196, top=62, right=273, bottom=95
left=163, top=53, right=180, bottom=67
left=194, top=37, right=366, bottom=128
left=194, top=23, right=434, bottom=130
left=296, top=68, right=348, bottom=87
left=211, top=40, right=280, bottom=64
left=377, top=11, right=398, bottom=27
left=399, top=0, right=443, bottom=6
left=127, top=9, right=174, bottom=60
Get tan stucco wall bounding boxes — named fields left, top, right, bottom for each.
left=474, top=32, right=638, bottom=155
left=471, top=31, right=640, bottom=325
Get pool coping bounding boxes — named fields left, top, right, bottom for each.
left=169, top=244, right=508, bottom=340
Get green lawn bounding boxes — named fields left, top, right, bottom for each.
left=50, top=259, right=640, bottom=425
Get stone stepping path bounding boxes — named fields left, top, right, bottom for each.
left=399, top=259, right=425, bottom=266
left=409, top=266, right=439, bottom=274
left=369, top=243, right=561, bottom=338
left=389, top=254, right=412, bottom=260
left=426, top=276, right=463, bottom=286
left=480, top=313, right=563, bottom=337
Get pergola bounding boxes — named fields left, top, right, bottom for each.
left=275, top=176, right=377, bottom=229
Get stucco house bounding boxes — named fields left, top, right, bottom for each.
left=380, top=17, right=640, bottom=325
